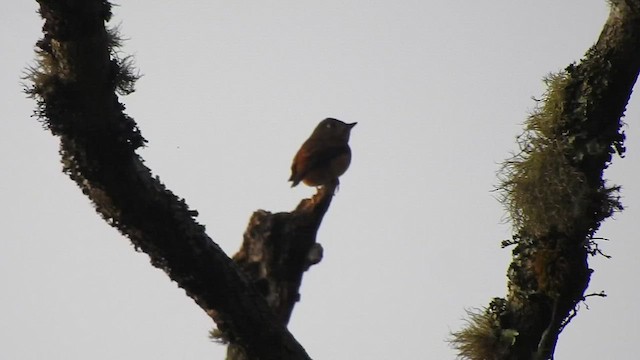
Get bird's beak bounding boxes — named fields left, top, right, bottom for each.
left=347, top=122, right=357, bottom=128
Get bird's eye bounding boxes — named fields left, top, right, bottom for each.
left=326, top=123, right=333, bottom=128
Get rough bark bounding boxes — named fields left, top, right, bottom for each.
left=28, top=1, right=312, bottom=359
left=225, top=183, right=336, bottom=359
left=452, top=2, right=640, bottom=360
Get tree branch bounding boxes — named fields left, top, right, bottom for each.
left=452, top=2, right=640, bottom=359
left=224, top=182, right=337, bottom=359
left=27, top=1, right=311, bottom=359
left=234, top=183, right=335, bottom=325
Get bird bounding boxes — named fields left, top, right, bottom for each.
left=289, top=118, right=357, bottom=187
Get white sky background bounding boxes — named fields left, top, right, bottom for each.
left=1, top=1, right=638, bottom=359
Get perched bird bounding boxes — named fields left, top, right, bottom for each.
left=289, top=118, right=357, bottom=187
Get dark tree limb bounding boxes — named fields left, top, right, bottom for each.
left=225, top=182, right=337, bottom=359
left=452, top=2, right=640, bottom=360
left=27, top=1, right=313, bottom=359
left=234, top=182, right=335, bottom=324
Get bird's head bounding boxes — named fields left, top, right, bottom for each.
left=311, top=118, right=357, bottom=142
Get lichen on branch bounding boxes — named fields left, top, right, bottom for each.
left=451, top=2, right=640, bottom=359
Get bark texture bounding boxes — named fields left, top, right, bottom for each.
left=226, top=183, right=336, bottom=359
left=452, top=2, right=640, bottom=360
left=28, top=1, right=313, bottom=359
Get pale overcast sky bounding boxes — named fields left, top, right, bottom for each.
left=2, top=1, right=638, bottom=359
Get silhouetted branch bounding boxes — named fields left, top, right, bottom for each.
left=224, top=182, right=338, bottom=359
left=27, top=1, right=312, bottom=359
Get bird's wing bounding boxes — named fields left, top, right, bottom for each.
left=289, top=142, right=350, bottom=185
